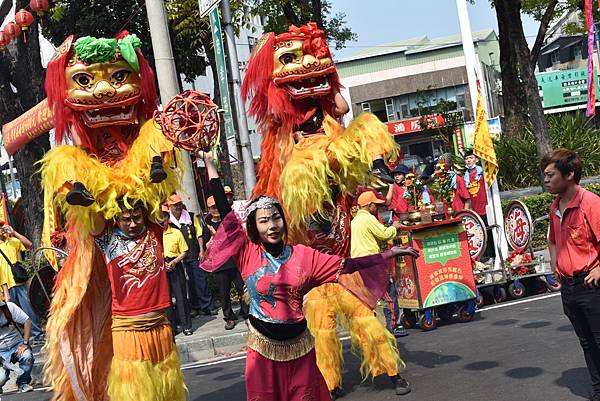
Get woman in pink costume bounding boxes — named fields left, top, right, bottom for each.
left=198, top=152, right=418, bottom=401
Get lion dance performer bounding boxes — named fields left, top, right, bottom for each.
left=242, top=23, right=410, bottom=397
left=39, top=32, right=185, bottom=401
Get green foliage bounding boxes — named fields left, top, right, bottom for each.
left=165, top=0, right=253, bottom=83
left=429, top=169, right=454, bottom=203
left=42, top=0, right=209, bottom=82
left=542, top=0, right=598, bottom=36
left=249, top=0, right=356, bottom=49
left=495, top=113, right=600, bottom=190
left=520, top=0, right=578, bottom=21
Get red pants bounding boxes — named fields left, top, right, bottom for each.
left=245, top=348, right=332, bottom=401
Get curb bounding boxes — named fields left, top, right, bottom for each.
left=177, top=331, right=248, bottom=363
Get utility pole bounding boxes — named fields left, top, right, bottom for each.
left=144, top=0, right=200, bottom=213
left=220, top=0, right=256, bottom=197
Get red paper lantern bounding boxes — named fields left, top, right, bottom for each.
left=4, top=22, right=21, bottom=41
left=15, top=9, right=34, bottom=31
left=29, top=0, right=49, bottom=16
left=0, top=31, right=8, bottom=47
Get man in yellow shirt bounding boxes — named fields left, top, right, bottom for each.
left=0, top=224, right=43, bottom=341
left=351, top=191, right=401, bottom=257
left=167, top=194, right=217, bottom=318
left=162, top=206, right=191, bottom=336
left=351, top=191, right=408, bottom=337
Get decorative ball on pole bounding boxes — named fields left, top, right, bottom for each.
left=29, top=0, right=49, bottom=16
left=15, top=9, right=34, bottom=31
left=3, top=22, right=21, bottom=42
left=154, top=90, right=221, bottom=152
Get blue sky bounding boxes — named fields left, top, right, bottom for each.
left=329, top=0, right=539, bottom=58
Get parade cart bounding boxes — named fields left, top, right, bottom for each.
left=396, top=218, right=477, bottom=331
left=456, top=210, right=509, bottom=306
left=502, top=201, right=560, bottom=299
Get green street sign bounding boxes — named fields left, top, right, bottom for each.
left=209, top=7, right=235, bottom=140
left=536, top=67, right=599, bottom=109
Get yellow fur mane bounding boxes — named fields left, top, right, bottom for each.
left=39, top=120, right=181, bottom=400
left=280, top=112, right=396, bottom=239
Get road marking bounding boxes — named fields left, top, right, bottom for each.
left=179, top=294, right=563, bottom=370
left=477, top=292, right=560, bottom=312
left=182, top=354, right=246, bottom=370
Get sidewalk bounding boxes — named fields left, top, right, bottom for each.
left=174, top=307, right=249, bottom=363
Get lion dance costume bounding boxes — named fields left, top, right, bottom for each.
left=242, top=23, right=403, bottom=392
left=39, top=33, right=185, bottom=401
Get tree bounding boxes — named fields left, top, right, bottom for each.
left=0, top=0, right=48, bottom=246
left=249, top=0, right=356, bottom=49
left=42, top=0, right=209, bottom=83
left=490, top=0, right=579, bottom=165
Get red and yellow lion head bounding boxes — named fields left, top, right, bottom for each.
left=45, top=31, right=157, bottom=158
left=242, top=22, right=342, bottom=197
left=242, top=22, right=341, bottom=132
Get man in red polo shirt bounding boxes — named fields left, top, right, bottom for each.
left=543, top=149, right=600, bottom=401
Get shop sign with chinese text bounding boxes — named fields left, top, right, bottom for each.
left=386, top=114, right=444, bottom=135
left=535, top=67, right=599, bottom=109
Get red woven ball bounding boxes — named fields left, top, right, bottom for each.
left=155, top=90, right=220, bottom=151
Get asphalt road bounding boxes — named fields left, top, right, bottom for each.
left=2, top=293, right=590, bottom=401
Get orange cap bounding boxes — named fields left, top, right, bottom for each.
left=357, top=191, right=385, bottom=207
left=206, top=196, right=216, bottom=208
left=166, top=194, right=183, bottom=205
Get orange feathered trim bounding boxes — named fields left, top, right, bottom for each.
left=43, top=218, right=113, bottom=401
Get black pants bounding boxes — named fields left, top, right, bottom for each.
left=183, top=260, right=213, bottom=312
left=167, top=262, right=192, bottom=332
left=561, top=276, right=600, bottom=396
left=216, top=268, right=249, bottom=321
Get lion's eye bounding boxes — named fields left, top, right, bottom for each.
left=111, top=69, right=130, bottom=83
left=279, top=53, right=295, bottom=65
left=73, top=73, right=94, bottom=87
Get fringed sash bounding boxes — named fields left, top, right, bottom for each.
left=246, top=320, right=314, bottom=362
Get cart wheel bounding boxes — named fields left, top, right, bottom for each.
left=400, top=310, right=417, bottom=329
left=508, top=282, right=526, bottom=299
left=546, top=274, right=562, bottom=292
left=437, top=305, right=454, bottom=322
left=493, top=287, right=508, bottom=303
left=419, top=314, right=437, bottom=331
left=457, top=304, right=475, bottom=323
